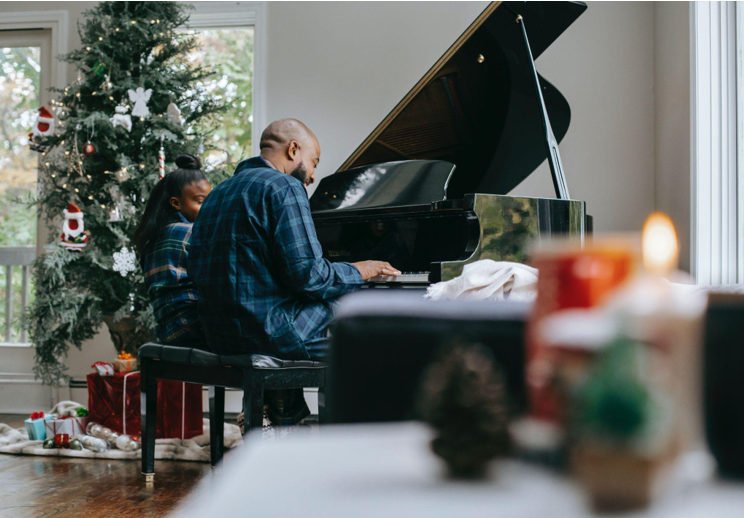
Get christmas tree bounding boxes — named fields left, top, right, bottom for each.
left=26, top=2, right=228, bottom=385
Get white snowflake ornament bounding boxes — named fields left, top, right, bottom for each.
left=112, top=247, right=137, bottom=277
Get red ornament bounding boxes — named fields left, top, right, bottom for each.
left=54, top=433, right=70, bottom=448
left=83, top=141, right=96, bottom=156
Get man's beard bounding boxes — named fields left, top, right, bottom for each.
left=290, top=163, right=311, bottom=186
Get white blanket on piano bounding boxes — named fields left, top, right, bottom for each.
left=425, top=259, right=538, bottom=302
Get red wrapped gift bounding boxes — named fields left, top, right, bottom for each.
left=87, top=371, right=202, bottom=439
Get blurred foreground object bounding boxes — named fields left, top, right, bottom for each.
left=327, top=291, right=528, bottom=424
left=704, top=293, right=744, bottom=477
left=418, top=342, right=510, bottom=479
left=571, top=336, right=676, bottom=511
left=526, top=214, right=707, bottom=510
left=528, top=236, right=638, bottom=422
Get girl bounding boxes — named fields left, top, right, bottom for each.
left=133, top=154, right=211, bottom=349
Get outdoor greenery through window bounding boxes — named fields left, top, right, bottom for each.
left=0, top=45, right=39, bottom=343
left=187, top=27, right=254, bottom=169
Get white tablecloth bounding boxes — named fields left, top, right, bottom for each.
left=171, top=422, right=744, bottom=518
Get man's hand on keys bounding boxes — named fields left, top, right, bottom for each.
left=352, top=261, right=401, bottom=281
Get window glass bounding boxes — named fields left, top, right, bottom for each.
left=187, top=28, right=254, bottom=168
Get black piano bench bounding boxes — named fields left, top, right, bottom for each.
left=138, top=342, right=327, bottom=478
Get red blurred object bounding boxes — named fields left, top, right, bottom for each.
left=54, top=433, right=70, bottom=448
left=30, top=411, right=44, bottom=420
left=87, top=372, right=202, bottom=439
left=527, top=244, right=637, bottom=422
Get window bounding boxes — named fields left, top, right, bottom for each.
left=0, top=29, right=52, bottom=344
left=186, top=27, right=255, bottom=168
left=184, top=3, right=265, bottom=169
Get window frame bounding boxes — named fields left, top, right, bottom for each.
left=185, top=2, right=266, bottom=158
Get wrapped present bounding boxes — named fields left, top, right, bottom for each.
left=92, top=361, right=114, bottom=376
left=113, top=352, right=137, bottom=373
left=24, top=412, right=54, bottom=441
left=45, top=415, right=89, bottom=438
left=87, top=371, right=202, bottom=439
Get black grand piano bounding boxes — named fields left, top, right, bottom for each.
left=310, top=1, right=589, bottom=286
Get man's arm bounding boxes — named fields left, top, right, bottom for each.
left=270, top=181, right=385, bottom=300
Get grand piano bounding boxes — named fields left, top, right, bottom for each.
left=310, top=1, right=589, bottom=286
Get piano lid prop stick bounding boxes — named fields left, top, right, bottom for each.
left=516, top=14, right=571, bottom=201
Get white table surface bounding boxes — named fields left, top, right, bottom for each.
left=171, top=422, right=744, bottom=518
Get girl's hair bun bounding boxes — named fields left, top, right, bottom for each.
left=175, top=154, right=202, bottom=171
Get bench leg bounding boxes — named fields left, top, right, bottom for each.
left=243, top=369, right=265, bottom=433
left=209, top=386, right=225, bottom=467
left=140, top=359, right=158, bottom=479
left=318, top=386, right=327, bottom=424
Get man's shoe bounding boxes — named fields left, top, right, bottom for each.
left=265, top=389, right=311, bottom=426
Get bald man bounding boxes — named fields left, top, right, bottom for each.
left=188, top=119, right=399, bottom=425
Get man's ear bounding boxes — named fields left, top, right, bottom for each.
left=287, top=140, right=300, bottom=161
left=169, top=197, right=181, bottom=211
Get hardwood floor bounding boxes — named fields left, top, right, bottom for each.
left=0, top=414, right=213, bottom=518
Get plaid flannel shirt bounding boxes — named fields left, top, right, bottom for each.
left=187, top=156, right=363, bottom=359
left=142, top=213, right=200, bottom=344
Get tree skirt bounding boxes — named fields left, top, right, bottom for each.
left=0, top=400, right=314, bottom=462
left=0, top=419, right=244, bottom=463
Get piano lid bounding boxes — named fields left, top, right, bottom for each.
left=335, top=1, right=587, bottom=200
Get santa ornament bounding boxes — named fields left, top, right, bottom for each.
left=60, top=202, right=90, bottom=251
left=28, top=106, right=55, bottom=153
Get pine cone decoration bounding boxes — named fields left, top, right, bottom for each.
left=418, top=341, right=511, bottom=479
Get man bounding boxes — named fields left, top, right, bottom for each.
left=188, top=119, right=399, bottom=424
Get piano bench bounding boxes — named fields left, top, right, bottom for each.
left=137, top=342, right=327, bottom=476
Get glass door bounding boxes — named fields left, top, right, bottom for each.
left=0, top=29, right=51, bottom=345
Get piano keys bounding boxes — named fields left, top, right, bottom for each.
left=310, top=1, right=590, bottom=288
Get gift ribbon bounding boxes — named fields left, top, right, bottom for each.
left=50, top=416, right=85, bottom=436
left=122, top=371, right=138, bottom=435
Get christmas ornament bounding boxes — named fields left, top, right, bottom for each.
left=110, top=105, right=132, bottom=132
left=54, top=433, right=70, bottom=448
left=80, top=434, right=109, bottom=452
left=42, top=438, right=55, bottom=449
left=116, top=434, right=141, bottom=452
left=166, top=101, right=182, bottom=126
left=32, top=106, right=55, bottom=137
left=112, top=247, right=137, bottom=277
left=60, top=202, right=90, bottom=251
left=418, top=342, right=510, bottom=479
left=28, top=106, right=55, bottom=153
left=158, top=136, right=165, bottom=179
left=69, top=438, right=83, bottom=451
left=128, top=86, right=152, bottom=118
left=92, top=61, right=107, bottom=77
left=87, top=422, right=119, bottom=446
left=115, top=167, right=131, bottom=183
left=100, top=74, right=113, bottom=92
left=83, top=142, right=96, bottom=156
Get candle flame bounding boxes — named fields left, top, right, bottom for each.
left=642, top=212, right=678, bottom=275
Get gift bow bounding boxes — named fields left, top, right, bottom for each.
left=118, top=352, right=135, bottom=360
left=29, top=411, right=45, bottom=420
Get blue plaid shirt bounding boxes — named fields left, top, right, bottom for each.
left=187, top=156, right=363, bottom=359
left=142, top=213, right=200, bottom=344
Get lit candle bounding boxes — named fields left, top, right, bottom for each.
left=642, top=213, right=679, bottom=277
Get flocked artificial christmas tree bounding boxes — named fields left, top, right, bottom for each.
left=25, top=2, right=228, bottom=385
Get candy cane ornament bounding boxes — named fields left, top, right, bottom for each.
left=158, top=136, right=165, bottom=179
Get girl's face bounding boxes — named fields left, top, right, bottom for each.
left=170, top=179, right=211, bottom=222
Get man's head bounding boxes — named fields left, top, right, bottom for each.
left=259, top=119, right=320, bottom=187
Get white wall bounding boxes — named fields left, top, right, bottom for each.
left=654, top=2, right=691, bottom=272
left=510, top=2, right=656, bottom=237
left=0, top=1, right=692, bottom=403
